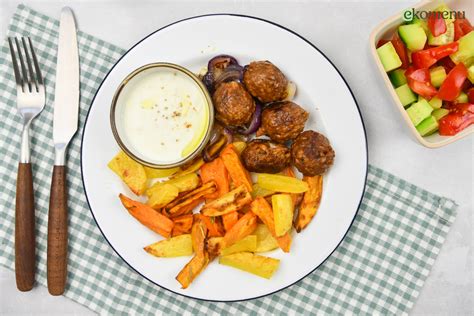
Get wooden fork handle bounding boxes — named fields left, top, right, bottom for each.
left=47, top=165, right=68, bottom=295
left=15, top=162, right=36, bottom=291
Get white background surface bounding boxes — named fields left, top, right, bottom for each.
left=0, top=0, right=472, bottom=315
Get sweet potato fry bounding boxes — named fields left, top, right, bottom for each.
left=222, top=211, right=239, bottom=231
left=281, top=167, right=303, bottom=208
left=119, top=194, right=174, bottom=238
left=200, top=158, right=230, bottom=200
left=168, top=197, right=204, bottom=218
left=222, top=211, right=257, bottom=249
left=191, top=218, right=208, bottom=257
left=175, top=252, right=209, bottom=289
left=220, top=144, right=253, bottom=192
left=250, top=197, right=292, bottom=252
left=166, top=181, right=216, bottom=216
left=201, top=185, right=252, bottom=217
left=294, top=175, right=323, bottom=232
left=171, top=214, right=194, bottom=236
left=198, top=215, right=225, bottom=237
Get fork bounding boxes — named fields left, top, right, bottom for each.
left=8, top=37, right=45, bottom=291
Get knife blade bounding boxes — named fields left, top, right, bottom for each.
left=47, top=7, right=79, bottom=296
left=53, top=7, right=80, bottom=157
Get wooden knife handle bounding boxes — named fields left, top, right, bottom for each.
left=47, top=165, right=68, bottom=295
left=15, top=162, right=36, bottom=291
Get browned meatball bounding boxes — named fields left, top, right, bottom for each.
left=257, top=101, right=308, bottom=143
left=212, top=81, right=255, bottom=126
left=241, top=139, right=290, bottom=173
left=243, top=61, right=288, bottom=103
left=291, top=130, right=335, bottom=176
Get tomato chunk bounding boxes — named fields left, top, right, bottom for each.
left=405, top=67, right=438, bottom=99
left=437, top=63, right=468, bottom=101
left=411, top=42, right=458, bottom=69
left=438, top=103, right=474, bottom=136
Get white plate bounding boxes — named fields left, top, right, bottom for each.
left=81, top=14, right=368, bottom=302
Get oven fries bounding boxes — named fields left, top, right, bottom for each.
left=201, top=185, right=252, bottom=217
left=294, top=175, right=323, bottom=232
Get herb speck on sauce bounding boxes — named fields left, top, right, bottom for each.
left=184, top=122, right=192, bottom=128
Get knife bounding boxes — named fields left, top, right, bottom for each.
left=47, top=7, right=80, bottom=296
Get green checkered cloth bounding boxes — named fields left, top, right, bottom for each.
left=0, top=4, right=458, bottom=315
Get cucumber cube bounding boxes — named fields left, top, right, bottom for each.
left=434, top=3, right=455, bottom=25
left=430, top=66, right=447, bottom=87
left=377, top=42, right=402, bottom=72
left=410, top=17, right=428, bottom=32
left=406, top=99, right=433, bottom=126
left=389, top=69, right=407, bottom=87
left=428, top=23, right=454, bottom=46
left=399, top=24, right=427, bottom=51
left=429, top=97, right=443, bottom=109
left=433, top=108, right=450, bottom=121
left=450, top=31, right=474, bottom=64
left=455, top=92, right=468, bottom=103
left=416, top=115, right=439, bottom=136
left=395, top=84, right=417, bottom=107
left=468, top=64, right=474, bottom=84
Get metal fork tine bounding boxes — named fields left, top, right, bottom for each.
left=21, top=37, right=38, bottom=92
left=7, top=38, right=22, bottom=87
left=28, top=37, right=43, bottom=86
left=14, top=37, right=30, bottom=92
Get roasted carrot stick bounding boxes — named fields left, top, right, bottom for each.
left=119, top=194, right=174, bottom=238
left=250, top=197, right=292, bottom=252
left=175, top=252, right=209, bottom=289
left=220, top=144, right=253, bottom=192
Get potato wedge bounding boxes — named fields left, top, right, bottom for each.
left=221, top=235, right=257, bottom=256
left=143, top=166, right=180, bottom=179
left=281, top=167, right=303, bottom=208
left=147, top=184, right=179, bottom=209
left=147, top=173, right=200, bottom=197
left=254, top=224, right=278, bottom=253
left=119, top=194, right=173, bottom=238
left=232, top=141, right=247, bottom=154
left=251, top=183, right=275, bottom=198
left=172, top=157, right=205, bottom=178
left=219, top=252, right=280, bottom=279
left=256, top=173, right=309, bottom=193
left=108, top=151, right=147, bottom=195
left=176, top=252, right=209, bottom=289
left=295, top=175, right=323, bottom=232
left=250, top=197, right=292, bottom=252
left=144, top=234, right=193, bottom=257
left=272, top=194, right=294, bottom=237
left=222, top=211, right=257, bottom=249
left=171, top=214, right=194, bottom=236
left=220, top=144, right=253, bottom=192
left=201, top=185, right=252, bottom=217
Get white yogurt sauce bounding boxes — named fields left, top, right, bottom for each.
left=116, top=66, right=209, bottom=165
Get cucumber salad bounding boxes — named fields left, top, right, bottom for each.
left=377, top=3, right=474, bottom=136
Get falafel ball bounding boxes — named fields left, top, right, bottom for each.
left=212, top=81, right=256, bottom=126
left=291, top=130, right=335, bottom=176
left=243, top=61, right=288, bottom=103
left=241, top=139, right=290, bottom=173
left=257, top=101, right=308, bottom=143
